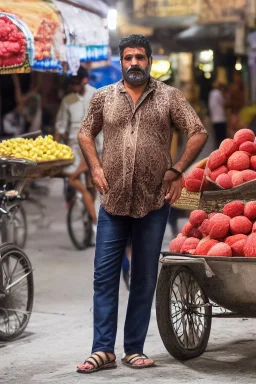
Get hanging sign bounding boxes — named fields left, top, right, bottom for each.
left=198, top=0, right=247, bottom=24
left=133, top=0, right=198, bottom=19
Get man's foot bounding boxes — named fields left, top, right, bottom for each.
left=121, top=353, right=155, bottom=369
left=77, top=351, right=116, bottom=374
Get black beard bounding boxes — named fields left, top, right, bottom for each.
left=122, top=64, right=151, bottom=86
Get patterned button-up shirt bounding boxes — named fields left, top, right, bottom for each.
left=78, top=77, right=207, bottom=218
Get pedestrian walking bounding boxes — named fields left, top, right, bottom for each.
left=55, top=67, right=98, bottom=230
left=77, top=34, right=208, bottom=373
left=208, top=81, right=227, bottom=148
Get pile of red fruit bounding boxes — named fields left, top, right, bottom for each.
left=0, top=15, right=26, bottom=68
left=169, top=200, right=256, bottom=257
left=185, top=128, right=256, bottom=192
left=34, top=19, right=58, bottom=61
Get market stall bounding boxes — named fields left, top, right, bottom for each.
left=0, top=0, right=110, bottom=75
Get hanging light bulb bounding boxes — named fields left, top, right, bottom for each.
left=235, top=58, right=242, bottom=71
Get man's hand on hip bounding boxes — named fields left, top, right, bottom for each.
left=91, top=167, right=109, bottom=194
left=163, top=170, right=183, bottom=205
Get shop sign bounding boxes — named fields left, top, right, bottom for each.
left=134, top=0, right=198, bottom=19
left=198, top=0, right=247, bottom=24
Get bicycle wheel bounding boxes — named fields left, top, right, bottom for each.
left=13, top=205, right=27, bottom=249
left=67, top=197, right=93, bottom=250
left=1, top=205, right=27, bottom=249
left=0, top=244, right=33, bottom=341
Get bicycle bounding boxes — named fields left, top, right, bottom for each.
left=0, top=158, right=35, bottom=341
left=67, top=191, right=93, bottom=250
left=0, top=183, right=27, bottom=249
left=63, top=177, right=93, bottom=250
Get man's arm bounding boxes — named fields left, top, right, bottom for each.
left=163, top=133, right=207, bottom=204
left=77, top=91, right=109, bottom=194
left=164, top=88, right=208, bottom=204
left=172, top=132, right=208, bottom=174
left=77, top=135, right=109, bottom=193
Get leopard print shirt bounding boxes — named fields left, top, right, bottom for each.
left=78, top=77, right=207, bottom=218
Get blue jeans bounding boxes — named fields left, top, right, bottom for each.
left=92, top=203, right=169, bottom=355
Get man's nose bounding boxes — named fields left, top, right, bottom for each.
left=131, top=56, right=139, bottom=65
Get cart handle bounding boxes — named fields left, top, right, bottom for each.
left=160, top=255, right=215, bottom=278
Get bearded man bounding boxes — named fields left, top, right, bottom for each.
left=77, top=34, right=208, bottom=373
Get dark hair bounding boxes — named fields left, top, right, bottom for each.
left=77, top=66, right=89, bottom=79
left=119, top=34, right=152, bottom=59
left=70, top=76, right=83, bottom=86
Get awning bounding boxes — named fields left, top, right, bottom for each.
left=174, top=24, right=235, bottom=51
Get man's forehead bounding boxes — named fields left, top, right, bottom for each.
left=123, top=47, right=146, bottom=56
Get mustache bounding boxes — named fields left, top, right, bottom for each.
left=127, top=65, right=145, bottom=74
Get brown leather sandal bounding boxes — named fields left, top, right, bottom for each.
left=77, top=352, right=117, bottom=374
left=121, top=354, right=155, bottom=369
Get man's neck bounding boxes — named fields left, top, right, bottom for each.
left=123, top=79, right=148, bottom=94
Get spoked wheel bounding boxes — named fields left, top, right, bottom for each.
left=67, top=197, right=93, bottom=250
left=156, top=265, right=212, bottom=360
left=1, top=205, right=27, bottom=249
left=0, top=244, right=33, bottom=341
left=13, top=205, right=27, bottom=249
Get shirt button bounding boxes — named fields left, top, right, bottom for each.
left=131, top=131, right=134, bottom=134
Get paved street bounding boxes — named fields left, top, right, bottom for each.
left=1, top=136, right=256, bottom=383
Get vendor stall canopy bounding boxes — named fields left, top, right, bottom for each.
left=0, top=0, right=109, bottom=75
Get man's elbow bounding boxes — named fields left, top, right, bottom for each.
left=196, top=132, right=208, bottom=144
left=77, top=132, right=93, bottom=145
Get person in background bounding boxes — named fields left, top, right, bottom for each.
left=208, top=81, right=227, bottom=149
left=3, top=74, right=41, bottom=137
left=76, top=34, right=208, bottom=373
left=55, top=67, right=98, bottom=236
left=228, top=71, right=245, bottom=138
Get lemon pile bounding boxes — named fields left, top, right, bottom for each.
left=0, top=135, right=74, bottom=162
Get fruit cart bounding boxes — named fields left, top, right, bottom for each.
left=156, top=129, right=256, bottom=360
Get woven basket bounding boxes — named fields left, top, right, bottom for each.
left=173, top=188, right=201, bottom=211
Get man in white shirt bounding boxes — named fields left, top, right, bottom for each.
left=55, top=67, right=98, bottom=226
left=208, top=82, right=227, bottom=148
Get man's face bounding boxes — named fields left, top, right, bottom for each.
left=121, top=47, right=152, bottom=86
left=72, top=81, right=84, bottom=94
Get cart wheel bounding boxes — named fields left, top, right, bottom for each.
left=67, top=197, right=92, bottom=250
left=0, top=244, right=33, bottom=341
left=156, top=265, right=212, bottom=360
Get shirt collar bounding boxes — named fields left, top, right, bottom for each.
left=117, top=76, right=158, bottom=93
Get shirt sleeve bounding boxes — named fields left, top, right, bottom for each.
left=78, top=90, right=104, bottom=139
left=55, top=100, right=69, bottom=135
left=170, top=88, right=208, bottom=138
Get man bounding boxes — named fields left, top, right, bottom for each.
left=77, top=34, right=208, bottom=373
left=55, top=67, right=98, bottom=226
left=208, top=81, right=227, bottom=148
